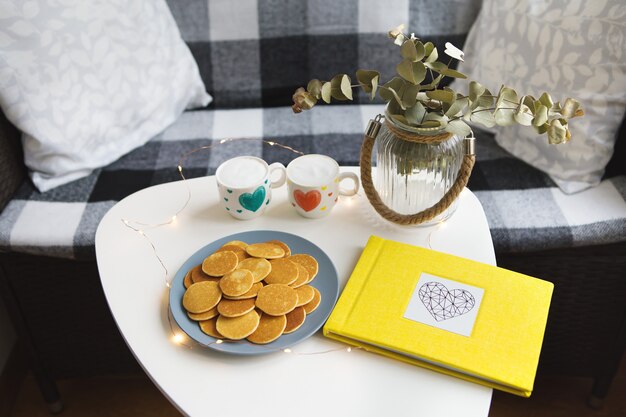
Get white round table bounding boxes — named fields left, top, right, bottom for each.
left=95, top=167, right=495, bottom=417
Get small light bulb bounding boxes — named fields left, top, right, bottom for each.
left=172, top=333, right=184, bottom=344
left=283, top=348, right=292, bottom=353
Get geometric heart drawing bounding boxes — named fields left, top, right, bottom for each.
left=418, top=282, right=475, bottom=322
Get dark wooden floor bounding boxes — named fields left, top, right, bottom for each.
left=9, top=358, right=626, bottom=417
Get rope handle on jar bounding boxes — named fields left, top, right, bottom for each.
left=359, top=115, right=476, bottom=225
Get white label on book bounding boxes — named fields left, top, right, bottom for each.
left=403, top=273, right=484, bottom=337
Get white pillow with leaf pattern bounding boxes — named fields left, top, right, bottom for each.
left=0, top=0, right=211, bottom=192
left=455, top=0, right=626, bottom=193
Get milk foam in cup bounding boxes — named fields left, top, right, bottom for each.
left=287, top=154, right=359, bottom=219
left=216, top=156, right=286, bottom=220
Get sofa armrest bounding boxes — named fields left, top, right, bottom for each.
left=0, top=111, right=26, bottom=211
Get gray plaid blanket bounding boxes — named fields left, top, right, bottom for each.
left=1, top=104, right=624, bottom=259
left=1, top=1, right=624, bottom=258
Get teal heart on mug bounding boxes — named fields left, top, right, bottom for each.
left=239, top=186, right=266, bottom=212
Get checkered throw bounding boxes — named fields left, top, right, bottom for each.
left=166, top=0, right=482, bottom=108
left=1, top=104, right=625, bottom=260
left=1, top=2, right=625, bottom=259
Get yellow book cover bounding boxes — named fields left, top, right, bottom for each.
left=323, top=235, right=553, bottom=397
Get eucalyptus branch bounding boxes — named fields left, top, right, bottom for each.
left=292, top=24, right=584, bottom=144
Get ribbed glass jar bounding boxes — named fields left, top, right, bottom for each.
left=375, top=109, right=464, bottom=225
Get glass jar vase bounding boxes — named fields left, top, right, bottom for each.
left=374, top=109, right=464, bottom=225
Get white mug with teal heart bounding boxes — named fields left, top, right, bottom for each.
left=216, top=156, right=286, bottom=220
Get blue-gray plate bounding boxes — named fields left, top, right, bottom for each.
left=169, top=230, right=339, bottom=355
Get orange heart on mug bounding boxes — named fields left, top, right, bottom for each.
left=294, top=190, right=321, bottom=212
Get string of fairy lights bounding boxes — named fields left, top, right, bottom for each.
left=120, top=137, right=452, bottom=355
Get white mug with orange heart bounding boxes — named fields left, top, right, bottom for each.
left=286, top=154, right=359, bottom=219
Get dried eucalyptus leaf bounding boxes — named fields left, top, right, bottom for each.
left=561, top=97, right=582, bottom=119
left=379, top=77, right=406, bottom=102
left=547, top=119, right=567, bottom=144
left=538, top=92, right=553, bottom=108
left=522, top=95, right=536, bottom=113
left=469, top=81, right=486, bottom=103
left=397, top=59, right=417, bottom=84
left=496, top=86, right=518, bottom=110
left=426, top=46, right=438, bottom=63
left=405, top=101, right=427, bottom=125
left=401, top=84, right=419, bottom=108
left=446, top=119, right=472, bottom=137
left=424, top=112, right=448, bottom=128
left=424, top=41, right=434, bottom=57
left=425, top=61, right=447, bottom=73
left=470, top=106, right=496, bottom=128
left=421, top=73, right=444, bottom=90
left=370, top=75, right=378, bottom=100
left=514, top=104, right=534, bottom=126
left=441, top=68, right=467, bottom=79
left=412, top=61, right=426, bottom=84
left=306, top=79, right=322, bottom=99
left=356, top=69, right=380, bottom=93
left=330, top=74, right=352, bottom=100
left=494, top=108, right=516, bottom=126
left=426, top=89, right=455, bottom=104
left=444, top=97, right=469, bottom=118
left=401, top=39, right=418, bottom=61
left=533, top=104, right=549, bottom=126
left=321, top=82, right=331, bottom=103
left=414, top=40, right=425, bottom=61
left=341, top=74, right=353, bottom=100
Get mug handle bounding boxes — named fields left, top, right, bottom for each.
left=338, top=171, right=360, bottom=196
left=268, top=162, right=287, bottom=188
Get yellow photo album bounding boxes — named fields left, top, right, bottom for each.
left=323, top=236, right=553, bottom=397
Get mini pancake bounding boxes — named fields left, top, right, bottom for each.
left=183, top=270, right=193, bottom=289
left=267, top=240, right=291, bottom=257
left=202, top=251, right=238, bottom=277
left=295, top=285, right=315, bottom=307
left=247, top=314, right=287, bottom=344
left=289, top=264, right=309, bottom=288
left=236, top=258, right=271, bottom=283
left=199, top=317, right=222, bottom=338
left=187, top=306, right=218, bottom=321
left=191, top=264, right=220, bottom=283
left=217, top=298, right=257, bottom=318
left=223, top=282, right=263, bottom=300
left=216, top=310, right=260, bottom=340
left=288, top=254, right=318, bottom=282
left=284, top=306, right=306, bottom=334
left=216, top=244, right=249, bottom=262
left=182, top=281, right=222, bottom=314
left=264, top=258, right=298, bottom=285
left=245, top=243, right=285, bottom=259
left=224, top=240, right=248, bottom=249
left=219, top=269, right=254, bottom=297
left=255, top=284, right=298, bottom=316
left=303, top=286, right=321, bottom=314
